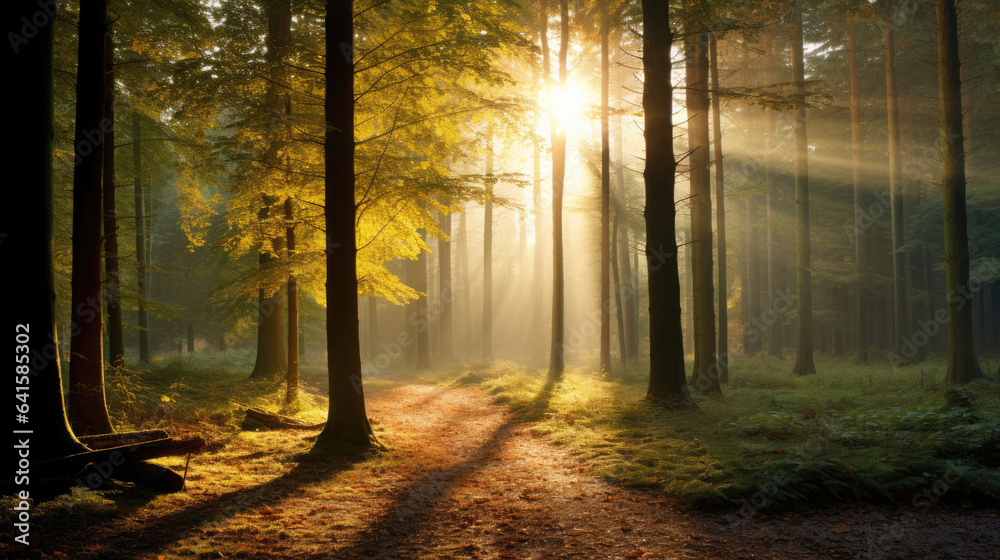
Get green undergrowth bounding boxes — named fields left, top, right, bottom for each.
left=434, top=356, right=1000, bottom=510
left=102, top=349, right=393, bottom=445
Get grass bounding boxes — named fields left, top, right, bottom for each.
left=432, top=354, right=1000, bottom=510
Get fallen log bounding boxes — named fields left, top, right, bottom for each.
left=77, top=429, right=170, bottom=449
left=244, top=407, right=325, bottom=430
left=34, top=436, right=206, bottom=492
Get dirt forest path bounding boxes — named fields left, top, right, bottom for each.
left=9, top=383, right=999, bottom=560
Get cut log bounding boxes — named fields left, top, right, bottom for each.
left=244, top=407, right=325, bottom=430
left=77, top=429, right=170, bottom=449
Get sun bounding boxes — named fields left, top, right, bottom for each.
left=538, top=79, right=591, bottom=137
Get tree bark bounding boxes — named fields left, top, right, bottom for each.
left=709, top=35, right=728, bottom=383
left=133, top=113, right=150, bottom=364
left=483, top=127, right=495, bottom=361
left=102, top=31, right=124, bottom=370
left=884, top=1, right=909, bottom=365
left=311, top=0, right=376, bottom=454
left=849, top=19, right=870, bottom=363
left=439, top=212, right=453, bottom=361
left=612, top=210, right=626, bottom=366
left=249, top=0, right=291, bottom=380
left=642, top=0, right=695, bottom=408
left=69, top=0, right=114, bottom=436
left=416, top=229, right=431, bottom=369
left=248, top=229, right=288, bottom=379
left=763, top=32, right=783, bottom=358
left=548, top=0, right=569, bottom=381
left=458, top=207, right=473, bottom=357
left=600, top=19, right=612, bottom=372
left=367, top=296, right=378, bottom=361
left=687, top=33, right=720, bottom=395
left=790, top=0, right=816, bottom=375
left=286, top=198, right=299, bottom=404
left=615, top=69, right=638, bottom=361
left=937, top=0, right=981, bottom=384
left=6, top=0, right=91, bottom=460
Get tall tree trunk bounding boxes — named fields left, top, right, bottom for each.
left=642, top=0, right=695, bottom=408
left=687, top=33, right=720, bottom=395
left=439, top=212, right=453, bottom=361
left=849, top=20, right=870, bottom=363
left=102, top=31, right=124, bottom=370
left=790, top=0, right=816, bottom=375
left=937, top=0, right=980, bottom=384
left=884, top=1, right=909, bottom=365
left=367, top=297, right=378, bottom=361
left=249, top=0, right=291, bottom=380
left=533, top=120, right=546, bottom=363
left=483, top=127, right=494, bottom=360
left=416, top=229, right=431, bottom=369
left=600, top=19, right=612, bottom=372
left=69, top=0, right=113, bottom=436
left=746, top=196, right=762, bottom=354
left=763, top=32, right=783, bottom=357
left=133, top=114, right=150, bottom=364
left=612, top=210, right=626, bottom=366
left=548, top=0, right=569, bottom=381
left=186, top=323, right=194, bottom=352
left=285, top=198, right=299, bottom=404
left=710, top=34, right=728, bottom=383
left=249, top=230, right=288, bottom=379
left=312, top=0, right=375, bottom=454
left=615, top=72, right=638, bottom=361
left=459, top=207, right=473, bottom=357
left=7, top=0, right=91, bottom=460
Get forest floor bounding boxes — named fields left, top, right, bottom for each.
left=4, top=367, right=1000, bottom=560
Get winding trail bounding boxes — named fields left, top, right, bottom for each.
left=7, top=383, right=998, bottom=559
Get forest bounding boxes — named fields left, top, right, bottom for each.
left=3, top=0, right=1000, bottom=558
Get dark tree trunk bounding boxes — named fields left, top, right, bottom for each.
left=600, top=19, right=611, bottom=372
left=102, top=31, right=123, bottom=370
left=612, top=210, right=626, bottom=366
left=615, top=73, right=638, bottom=361
left=69, top=0, right=114, bottom=436
left=884, top=1, right=908, bottom=365
left=710, top=34, right=728, bottom=383
left=439, top=212, right=453, bottom=361
left=849, top=20, right=870, bottom=363
left=458, top=208, right=473, bottom=357
left=186, top=323, right=194, bottom=353
left=249, top=234, right=287, bottom=379
left=286, top=198, right=299, bottom=404
left=548, top=0, right=569, bottom=381
left=790, top=0, right=816, bottom=375
left=687, top=33, right=720, bottom=395
left=416, top=229, right=431, bottom=369
left=764, top=33, right=783, bottom=357
left=311, top=0, right=375, bottom=454
left=6, top=0, right=91, bottom=460
left=937, top=0, right=981, bottom=384
left=133, top=114, right=150, bottom=364
left=483, top=128, right=494, bottom=361
left=249, top=0, right=291, bottom=380
left=367, top=297, right=378, bottom=361
left=533, top=123, right=547, bottom=363
left=746, top=196, right=762, bottom=355
left=642, top=0, right=695, bottom=408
